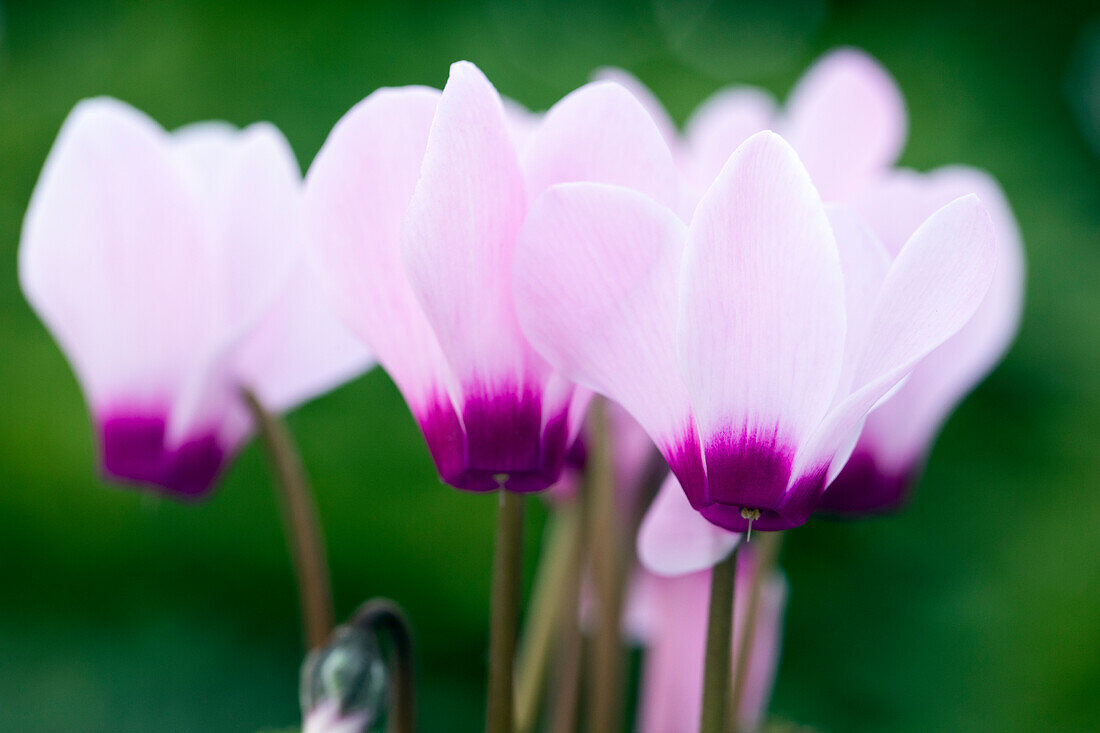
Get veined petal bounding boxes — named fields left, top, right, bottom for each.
left=590, top=67, right=680, bottom=149
left=682, top=86, right=775, bottom=193
left=402, top=61, right=533, bottom=396
left=502, top=96, right=542, bottom=155
left=20, top=98, right=237, bottom=497
left=304, top=85, right=449, bottom=415
left=780, top=48, right=907, bottom=201
left=820, top=168, right=1025, bottom=513
left=233, top=253, right=374, bottom=415
left=637, top=473, right=741, bottom=577
left=523, top=80, right=681, bottom=211
left=513, top=183, right=701, bottom=483
left=183, top=122, right=304, bottom=345
left=678, top=131, right=845, bottom=514
left=794, top=194, right=998, bottom=484
left=827, top=205, right=892, bottom=403
left=20, top=97, right=219, bottom=415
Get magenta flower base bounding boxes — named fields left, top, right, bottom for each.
left=98, top=412, right=225, bottom=498
left=418, top=389, right=572, bottom=493
left=816, top=451, right=916, bottom=516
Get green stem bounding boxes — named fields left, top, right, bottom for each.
left=354, top=599, right=417, bottom=733
left=729, top=532, right=783, bottom=733
left=546, top=558, right=584, bottom=733
left=514, top=502, right=582, bottom=733
left=584, top=399, right=626, bottom=733
left=486, top=490, right=524, bottom=733
left=701, top=547, right=740, bottom=733
left=242, top=388, right=334, bottom=651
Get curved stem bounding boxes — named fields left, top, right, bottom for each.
left=354, top=599, right=417, bottom=733
left=729, top=532, right=783, bottom=733
left=242, top=388, right=334, bottom=650
left=701, top=547, right=739, bottom=733
left=486, top=490, right=525, bottom=733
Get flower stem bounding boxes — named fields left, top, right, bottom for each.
left=514, top=501, right=582, bottom=733
left=486, top=490, right=525, bottom=733
left=729, top=532, right=783, bottom=733
left=584, top=399, right=626, bottom=733
left=242, top=388, right=334, bottom=651
left=354, top=599, right=417, bottom=733
left=546, top=550, right=584, bottom=733
left=701, top=546, right=740, bottom=733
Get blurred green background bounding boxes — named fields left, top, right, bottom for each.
left=1, top=0, right=1098, bottom=731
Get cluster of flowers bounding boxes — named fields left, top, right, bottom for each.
left=21, top=47, right=1023, bottom=732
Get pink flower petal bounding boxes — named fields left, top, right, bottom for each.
left=826, top=205, right=892, bottom=403
left=590, top=67, right=680, bottom=149
left=637, top=472, right=741, bottom=577
left=795, top=194, right=999, bottom=484
left=514, top=182, right=695, bottom=467
left=821, top=168, right=1025, bottom=513
left=780, top=47, right=907, bottom=201
left=304, top=86, right=449, bottom=416
left=20, top=98, right=219, bottom=419
left=682, top=86, right=776, bottom=193
left=678, top=131, right=845, bottom=514
left=523, top=79, right=681, bottom=211
left=402, top=61, right=537, bottom=396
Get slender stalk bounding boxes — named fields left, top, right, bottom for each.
left=547, top=587, right=584, bottom=733
left=729, top=532, right=783, bottom=733
left=354, top=599, right=417, bottom=733
left=583, top=399, right=626, bottom=733
left=701, top=547, right=740, bottom=733
left=486, top=490, right=525, bottom=733
left=514, top=502, right=582, bottom=733
left=242, top=388, right=334, bottom=650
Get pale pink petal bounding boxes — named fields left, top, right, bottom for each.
left=20, top=98, right=218, bottom=415
left=502, top=96, right=542, bottom=154
left=514, top=183, right=695, bottom=464
left=638, top=558, right=785, bottom=733
left=303, top=86, right=450, bottom=415
left=844, top=167, right=1025, bottom=476
left=780, top=48, right=907, bottom=201
left=637, top=472, right=741, bottom=577
left=591, top=67, right=680, bottom=149
left=523, top=80, right=681, bottom=211
left=402, top=61, right=535, bottom=394
left=682, top=86, right=776, bottom=193
left=233, top=255, right=373, bottom=415
left=678, top=131, right=846, bottom=485
left=794, top=194, right=998, bottom=481
left=176, top=122, right=304, bottom=346
left=638, top=570, right=709, bottom=733
left=826, top=205, right=892, bottom=403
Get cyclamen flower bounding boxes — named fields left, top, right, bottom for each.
left=603, top=50, right=1026, bottom=518
left=818, top=167, right=1025, bottom=514
left=599, top=46, right=906, bottom=200
left=638, top=546, right=786, bottom=733
left=20, top=99, right=370, bottom=498
left=304, top=61, right=678, bottom=492
left=514, top=131, right=997, bottom=532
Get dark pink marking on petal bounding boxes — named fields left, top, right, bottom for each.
left=98, top=411, right=225, bottom=498
left=702, top=427, right=794, bottom=511
left=699, top=467, right=827, bottom=532
left=665, top=424, right=707, bottom=508
left=416, top=383, right=574, bottom=493
left=815, top=450, right=917, bottom=516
